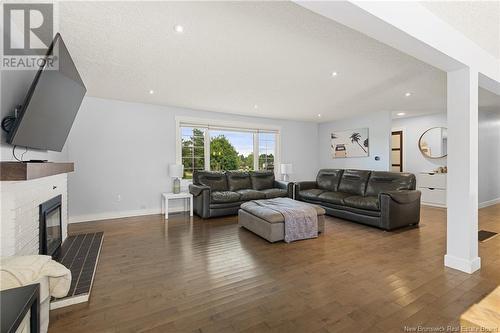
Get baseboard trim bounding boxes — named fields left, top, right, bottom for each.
left=422, top=197, right=499, bottom=209
left=421, top=203, right=446, bottom=209
left=69, top=207, right=186, bottom=224
left=479, top=197, right=500, bottom=209
left=444, top=254, right=481, bottom=274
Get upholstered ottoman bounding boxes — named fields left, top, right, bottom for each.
left=238, top=198, right=326, bottom=242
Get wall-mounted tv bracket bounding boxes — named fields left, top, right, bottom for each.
left=1, top=105, right=21, bottom=133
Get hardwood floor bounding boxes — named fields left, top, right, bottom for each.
left=50, top=205, right=500, bottom=333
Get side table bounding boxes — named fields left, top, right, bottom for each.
left=161, top=192, right=193, bottom=219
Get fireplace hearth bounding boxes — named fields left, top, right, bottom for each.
left=39, top=195, right=63, bottom=257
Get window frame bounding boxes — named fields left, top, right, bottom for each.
left=257, top=131, right=277, bottom=172
left=175, top=116, right=281, bottom=179
left=180, top=126, right=208, bottom=179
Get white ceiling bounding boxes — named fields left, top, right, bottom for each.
left=420, top=1, right=500, bottom=61
left=59, top=1, right=498, bottom=122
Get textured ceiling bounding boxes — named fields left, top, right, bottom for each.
left=58, top=1, right=497, bottom=122
left=420, top=1, right=500, bottom=60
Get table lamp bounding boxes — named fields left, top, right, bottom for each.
left=280, top=163, right=293, bottom=182
left=169, top=164, right=184, bottom=194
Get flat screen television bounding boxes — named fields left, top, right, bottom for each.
left=6, top=33, right=87, bottom=152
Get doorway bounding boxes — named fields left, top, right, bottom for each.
left=391, top=131, right=403, bottom=172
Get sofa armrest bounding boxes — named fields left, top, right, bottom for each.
left=189, top=184, right=210, bottom=197
left=189, top=184, right=211, bottom=218
left=379, top=190, right=421, bottom=230
left=380, top=190, right=421, bottom=204
left=273, top=180, right=288, bottom=190
left=295, top=181, right=317, bottom=192
left=274, top=180, right=294, bottom=198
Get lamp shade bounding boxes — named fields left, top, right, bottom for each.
left=280, top=163, right=293, bottom=174
left=169, top=164, right=184, bottom=178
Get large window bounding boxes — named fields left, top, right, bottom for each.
left=177, top=120, right=279, bottom=179
left=209, top=130, right=254, bottom=172
left=181, top=127, right=206, bottom=179
left=258, top=132, right=275, bottom=171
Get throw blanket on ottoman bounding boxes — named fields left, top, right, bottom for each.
left=252, top=197, right=318, bottom=243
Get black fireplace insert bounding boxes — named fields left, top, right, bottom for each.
left=39, top=195, right=62, bottom=257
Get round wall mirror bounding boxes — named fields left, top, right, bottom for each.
left=418, top=127, right=447, bottom=159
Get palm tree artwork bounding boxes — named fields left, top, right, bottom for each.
left=331, top=133, right=338, bottom=151
left=331, top=128, right=369, bottom=158
left=350, top=132, right=367, bottom=153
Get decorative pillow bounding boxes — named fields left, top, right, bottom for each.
left=250, top=171, right=275, bottom=190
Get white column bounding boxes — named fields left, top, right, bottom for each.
left=445, top=67, right=480, bottom=274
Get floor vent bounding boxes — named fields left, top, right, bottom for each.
left=478, top=230, right=498, bottom=242
left=51, top=232, right=104, bottom=309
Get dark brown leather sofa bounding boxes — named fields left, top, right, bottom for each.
left=189, top=170, right=292, bottom=218
left=295, top=169, right=421, bottom=230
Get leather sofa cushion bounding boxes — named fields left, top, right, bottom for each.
left=320, top=201, right=382, bottom=217
left=365, top=172, right=416, bottom=196
left=210, top=201, right=243, bottom=209
left=317, top=191, right=350, bottom=205
left=250, top=171, right=275, bottom=190
left=343, top=196, right=380, bottom=211
left=338, top=170, right=371, bottom=195
left=260, top=188, right=288, bottom=199
left=316, top=169, right=344, bottom=191
left=227, top=171, right=252, bottom=191
left=196, top=171, right=228, bottom=191
left=236, top=189, right=266, bottom=201
left=299, top=189, right=325, bottom=200
left=211, top=191, right=241, bottom=203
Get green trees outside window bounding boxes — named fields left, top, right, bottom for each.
left=181, top=127, right=275, bottom=179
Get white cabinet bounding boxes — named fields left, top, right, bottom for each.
left=418, top=173, right=447, bottom=207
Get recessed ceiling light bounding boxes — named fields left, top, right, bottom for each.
left=254, top=104, right=259, bottom=109
left=397, top=112, right=406, bottom=116
left=174, top=25, right=184, bottom=33
left=331, top=72, right=338, bottom=77
left=405, top=92, right=411, bottom=97
left=318, top=114, right=322, bottom=118
left=149, top=90, right=154, bottom=95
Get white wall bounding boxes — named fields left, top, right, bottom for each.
left=391, top=113, right=447, bottom=174
left=66, top=97, right=319, bottom=222
left=392, top=111, right=500, bottom=206
left=318, top=111, right=391, bottom=172
left=478, top=110, right=500, bottom=206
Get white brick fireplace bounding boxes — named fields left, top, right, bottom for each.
left=1, top=174, right=69, bottom=257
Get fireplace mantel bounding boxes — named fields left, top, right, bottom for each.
left=1, top=162, right=74, bottom=181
